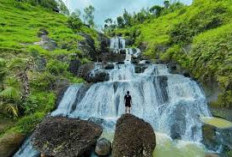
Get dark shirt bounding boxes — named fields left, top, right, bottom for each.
left=124, top=94, right=132, bottom=106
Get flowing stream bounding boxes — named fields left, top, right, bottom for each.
left=14, top=37, right=211, bottom=157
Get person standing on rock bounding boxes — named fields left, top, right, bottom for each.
left=124, top=91, right=132, bottom=114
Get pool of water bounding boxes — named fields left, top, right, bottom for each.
left=153, top=133, right=206, bottom=157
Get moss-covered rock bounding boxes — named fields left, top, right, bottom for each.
left=0, top=132, right=25, bottom=157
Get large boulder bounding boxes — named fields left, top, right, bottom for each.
left=31, top=117, right=103, bottom=157
left=95, top=138, right=111, bottom=156
left=112, top=114, right=156, bottom=157
left=0, top=132, right=25, bottom=157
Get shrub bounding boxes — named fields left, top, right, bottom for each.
left=46, top=59, right=68, bottom=75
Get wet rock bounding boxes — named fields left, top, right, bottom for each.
left=87, top=71, right=109, bottom=83
left=31, top=116, right=103, bottom=157
left=117, top=61, right=124, bottom=64
left=68, top=59, right=81, bottom=75
left=95, top=138, right=111, bottom=156
left=202, top=124, right=220, bottom=151
left=99, top=53, right=125, bottom=63
left=0, top=133, right=25, bottom=157
left=99, top=33, right=110, bottom=53
left=112, top=114, right=156, bottom=157
left=77, top=63, right=95, bottom=79
left=135, top=65, right=147, bottom=73
left=104, top=64, right=114, bottom=70
left=119, top=49, right=126, bottom=54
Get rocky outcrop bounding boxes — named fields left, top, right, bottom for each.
left=99, top=53, right=126, bottom=63
left=95, top=138, right=111, bottom=156
left=31, top=117, right=102, bottom=157
left=34, top=35, right=57, bottom=51
left=87, top=71, right=109, bottom=83
left=99, top=33, right=110, bottom=53
left=78, top=33, right=98, bottom=60
left=112, top=114, right=156, bottom=157
left=68, top=59, right=81, bottom=75
left=202, top=123, right=232, bottom=154
left=77, top=63, right=95, bottom=79
left=0, top=133, right=25, bottom=157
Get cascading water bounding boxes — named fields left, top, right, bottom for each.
left=14, top=37, right=211, bottom=157
left=110, top=36, right=125, bottom=52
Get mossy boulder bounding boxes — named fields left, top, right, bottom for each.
left=0, top=132, right=25, bottom=157
left=112, top=114, right=156, bottom=157
left=95, top=138, right=111, bottom=156
left=31, top=116, right=103, bottom=157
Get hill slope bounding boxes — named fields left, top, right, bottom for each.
left=0, top=0, right=100, bottom=136
left=115, top=0, right=232, bottom=108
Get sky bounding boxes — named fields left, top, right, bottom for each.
left=62, top=0, right=192, bottom=28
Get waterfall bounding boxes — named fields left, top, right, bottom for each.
left=14, top=37, right=211, bottom=157
left=110, top=36, right=125, bottom=51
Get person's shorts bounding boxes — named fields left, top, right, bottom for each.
left=125, top=103, right=131, bottom=107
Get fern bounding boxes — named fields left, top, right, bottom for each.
left=0, top=102, right=19, bottom=118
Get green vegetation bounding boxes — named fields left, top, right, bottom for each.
left=0, top=0, right=99, bottom=136
left=112, top=0, right=232, bottom=108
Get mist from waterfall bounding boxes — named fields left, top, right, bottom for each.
left=14, top=37, right=211, bottom=157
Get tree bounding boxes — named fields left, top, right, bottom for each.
left=164, top=0, right=170, bottom=9
left=73, top=9, right=81, bottom=18
left=117, top=16, right=124, bottom=28
left=58, top=0, right=69, bottom=16
left=123, top=9, right=132, bottom=26
left=67, top=12, right=82, bottom=32
left=149, top=5, right=163, bottom=17
left=105, top=18, right=113, bottom=25
left=83, top=5, right=95, bottom=27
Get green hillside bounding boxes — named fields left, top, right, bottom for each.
left=0, top=0, right=99, bottom=135
left=114, top=0, right=232, bottom=108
